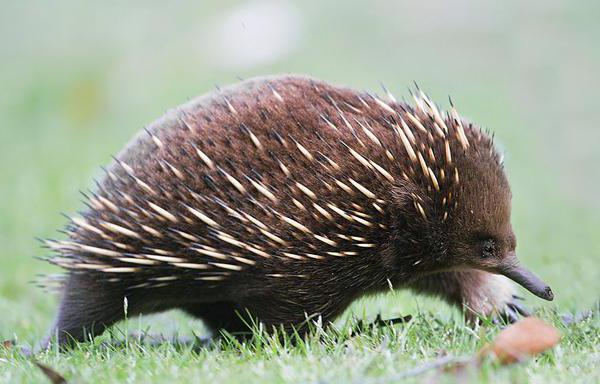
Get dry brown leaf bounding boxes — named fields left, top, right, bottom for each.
left=2, top=340, right=14, bottom=349
left=386, top=317, right=561, bottom=382
left=480, top=317, right=560, bottom=365
left=34, top=361, right=67, bottom=384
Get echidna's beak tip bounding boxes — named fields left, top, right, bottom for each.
left=500, top=263, right=554, bottom=301
left=544, top=286, right=554, bottom=301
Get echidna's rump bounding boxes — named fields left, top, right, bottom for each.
left=42, top=75, right=552, bottom=348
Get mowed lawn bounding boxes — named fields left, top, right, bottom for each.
left=1, top=1, right=599, bottom=383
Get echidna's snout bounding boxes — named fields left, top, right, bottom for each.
left=497, top=259, right=554, bottom=301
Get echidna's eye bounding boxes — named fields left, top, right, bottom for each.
left=482, top=240, right=496, bottom=258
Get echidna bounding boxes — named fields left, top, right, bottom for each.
left=41, top=75, right=553, bottom=347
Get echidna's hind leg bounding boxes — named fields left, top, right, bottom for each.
left=40, top=273, right=129, bottom=350
left=182, top=302, right=254, bottom=339
left=408, top=270, right=529, bottom=323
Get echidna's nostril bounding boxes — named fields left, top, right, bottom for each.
left=545, top=286, right=554, bottom=301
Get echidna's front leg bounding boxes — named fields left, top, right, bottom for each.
left=408, top=270, right=530, bottom=323
left=183, top=302, right=254, bottom=337
left=182, top=300, right=306, bottom=339
left=186, top=294, right=347, bottom=338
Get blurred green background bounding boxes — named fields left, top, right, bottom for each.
left=1, top=0, right=599, bottom=344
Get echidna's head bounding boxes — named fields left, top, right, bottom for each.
left=444, top=143, right=553, bottom=301
left=392, top=114, right=553, bottom=301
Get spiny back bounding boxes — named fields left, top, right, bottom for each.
left=46, top=75, right=503, bottom=288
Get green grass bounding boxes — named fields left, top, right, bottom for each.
left=1, top=310, right=598, bottom=383
left=1, top=1, right=599, bottom=382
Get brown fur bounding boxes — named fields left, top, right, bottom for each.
left=42, top=75, right=550, bottom=347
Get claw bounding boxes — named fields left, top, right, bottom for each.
left=512, top=294, right=525, bottom=301
left=507, top=302, right=531, bottom=317
left=502, top=306, right=520, bottom=324
left=351, top=314, right=412, bottom=336
left=376, top=315, right=413, bottom=326
left=367, top=314, right=412, bottom=328
left=497, top=299, right=532, bottom=325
